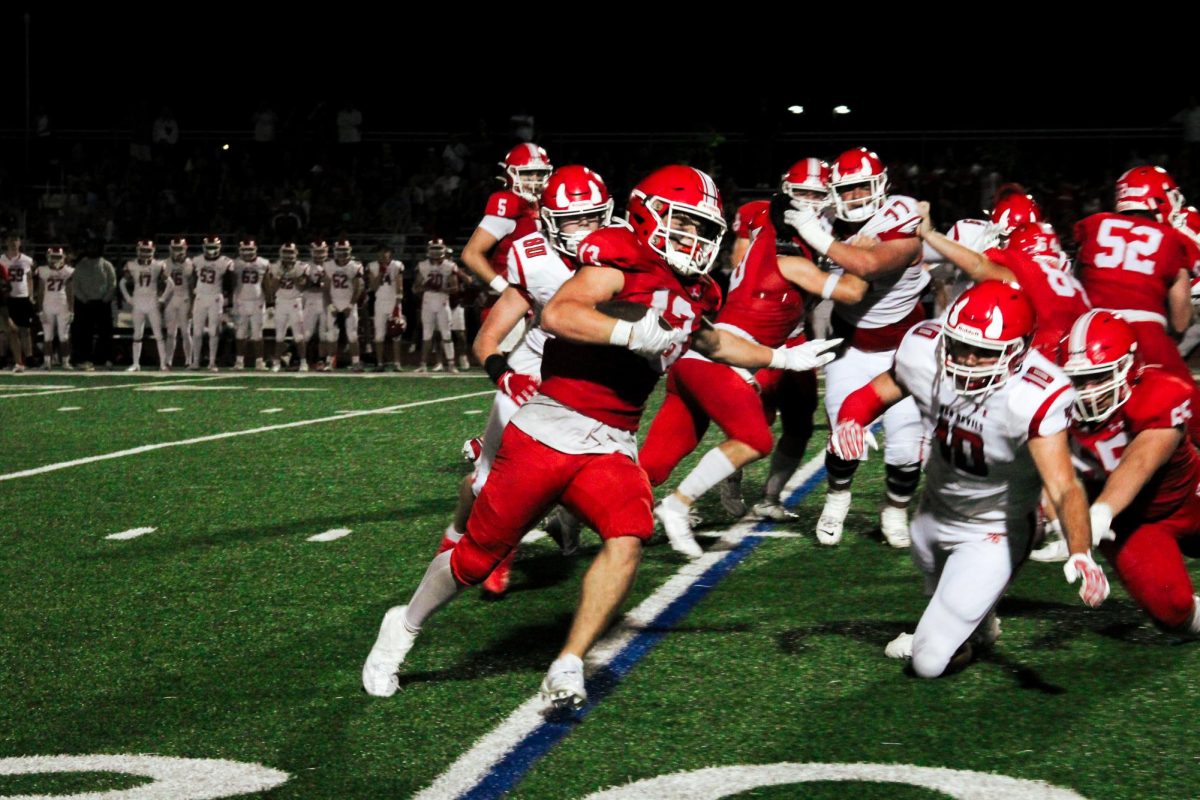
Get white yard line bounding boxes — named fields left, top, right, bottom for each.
left=157, top=408, right=183, bottom=413
left=0, top=390, right=494, bottom=482
left=306, top=528, right=352, bottom=542
left=260, top=408, right=284, bottom=414
left=0, top=375, right=229, bottom=400
left=57, top=406, right=82, bottom=412
left=255, top=387, right=328, bottom=392
left=137, top=385, right=246, bottom=392
left=413, top=454, right=824, bottom=800
left=106, top=527, right=157, bottom=541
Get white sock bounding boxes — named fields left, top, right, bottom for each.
left=236, top=355, right=244, bottom=366
left=132, top=340, right=143, bottom=365
left=677, top=448, right=737, bottom=504
left=442, top=342, right=455, bottom=362
left=765, top=451, right=803, bottom=502
left=1187, top=596, right=1200, bottom=635
left=404, top=550, right=462, bottom=633
left=443, top=524, right=464, bottom=544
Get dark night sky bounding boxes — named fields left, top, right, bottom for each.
left=2, top=11, right=1194, bottom=136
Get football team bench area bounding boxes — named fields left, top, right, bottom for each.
left=1, top=373, right=1197, bottom=799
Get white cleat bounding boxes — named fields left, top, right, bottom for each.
left=41, top=361, right=51, bottom=371
left=159, top=364, right=171, bottom=372
left=414, top=365, right=428, bottom=374
left=126, top=364, right=140, bottom=372
left=209, top=364, right=220, bottom=372
left=751, top=499, right=798, bottom=522
left=885, top=632, right=914, bottom=660
left=718, top=471, right=747, bottom=517
left=540, top=655, right=587, bottom=711
left=255, top=360, right=268, bottom=371
left=654, top=500, right=703, bottom=559
left=362, top=605, right=417, bottom=698
left=271, top=363, right=282, bottom=373
left=232, top=363, right=244, bottom=371
left=815, top=490, right=852, bottom=546
left=430, top=363, right=444, bottom=373
left=11, top=363, right=24, bottom=373
left=880, top=505, right=911, bottom=548
left=299, top=361, right=309, bottom=372
left=1030, top=534, right=1069, bottom=563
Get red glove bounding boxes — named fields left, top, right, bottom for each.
left=498, top=371, right=540, bottom=406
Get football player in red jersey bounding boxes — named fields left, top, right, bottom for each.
left=363, top=166, right=840, bottom=709
left=461, top=144, right=552, bottom=296
left=1075, top=166, right=1200, bottom=441
left=642, top=183, right=865, bottom=556
left=729, top=158, right=831, bottom=268
left=786, top=147, right=927, bottom=548
left=1061, top=311, right=1200, bottom=636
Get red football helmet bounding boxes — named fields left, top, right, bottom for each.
left=829, top=147, right=888, bottom=223
left=333, top=240, right=352, bottom=265
left=780, top=157, right=832, bottom=214
left=46, top=247, right=66, bottom=268
left=1008, top=221, right=1070, bottom=272
left=1115, top=165, right=1185, bottom=225
left=239, top=240, right=258, bottom=261
left=1173, top=205, right=1200, bottom=245
left=1061, top=310, right=1139, bottom=423
left=627, top=165, right=726, bottom=276
left=169, top=238, right=188, bottom=262
left=427, top=238, right=448, bottom=261
left=501, top=143, right=553, bottom=204
left=941, top=280, right=1035, bottom=397
left=540, top=165, right=614, bottom=258
left=136, top=240, right=155, bottom=262
left=989, top=190, right=1042, bottom=241
left=309, top=240, right=329, bottom=263
left=203, top=236, right=222, bottom=259
left=279, top=243, right=298, bottom=265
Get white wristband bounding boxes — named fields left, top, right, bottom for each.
left=820, top=273, right=840, bottom=300
left=768, top=347, right=786, bottom=370
left=609, top=319, right=633, bottom=347
left=489, top=275, right=510, bottom=293
left=801, top=225, right=836, bottom=257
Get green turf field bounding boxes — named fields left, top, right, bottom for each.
left=1, top=372, right=1197, bottom=799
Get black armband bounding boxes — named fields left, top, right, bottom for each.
left=484, top=354, right=510, bottom=385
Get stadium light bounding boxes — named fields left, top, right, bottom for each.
left=788, top=105, right=804, bottom=115
left=222, top=143, right=230, bottom=151
left=833, top=106, right=851, bottom=115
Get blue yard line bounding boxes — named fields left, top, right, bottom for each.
left=461, top=464, right=830, bottom=800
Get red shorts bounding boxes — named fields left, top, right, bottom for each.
left=451, top=424, right=653, bottom=585
left=639, top=356, right=773, bottom=487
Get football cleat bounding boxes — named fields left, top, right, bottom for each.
left=718, top=470, right=748, bottom=517
left=654, top=499, right=703, bottom=559
left=971, top=612, right=1001, bottom=650
left=751, top=499, right=798, bottom=522
left=482, top=552, right=514, bottom=596
left=815, top=490, right=852, bottom=545
left=880, top=505, right=911, bottom=548
left=540, top=655, right=587, bottom=711
left=126, top=364, right=140, bottom=372
left=430, top=363, right=444, bottom=373
left=414, top=365, right=428, bottom=374
left=885, top=632, right=914, bottom=660
left=544, top=508, right=582, bottom=557
left=362, top=605, right=417, bottom=698
left=1030, top=534, right=1069, bottom=563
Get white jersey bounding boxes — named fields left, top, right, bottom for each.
left=417, top=259, right=456, bottom=309
left=35, top=265, right=74, bottom=310
left=369, top=259, right=404, bottom=307
left=832, top=195, right=929, bottom=329
left=125, top=260, right=165, bottom=303
left=894, top=320, right=1074, bottom=525
left=193, top=255, right=233, bottom=297
left=303, top=261, right=324, bottom=296
left=504, top=231, right=575, bottom=359
left=271, top=261, right=308, bottom=302
left=1, top=254, right=34, bottom=298
left=325, top=259, right=362, bottom=309
left=233, top=257, right=270, bottom=303
left=164, top=258, right=194, bottom=304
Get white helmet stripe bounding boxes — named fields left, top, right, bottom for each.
left=1069, top=309, right=1101, bottom=356
left=984, top=306, right=1004, bottom=339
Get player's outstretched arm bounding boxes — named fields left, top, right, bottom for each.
left=917, top=202, right=1014, bottom=284
left=777, top=255, right=867, bottom=305
left=1093, top=427, right=1183, bottom=526
left=691, top=325, right=841, bottom=372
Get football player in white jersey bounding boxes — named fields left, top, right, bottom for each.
left=267, top=243, right=309, bottom=372
left=190, top=236, right=233, bottom=371
left=1, top=234, right=35, bottom=371
left=449, top=262, right=471, bottom=370
left=122, top=240, right=169, bottom=371
left=232, top=240, right=270, bottom=370
left=34, top=247, right=74, bottom=369
left=785, top=147, right=927, bottom=548
left=323, top=240, right=365, bottom=371
left=414, top=240, right=460, bottom=372
left=831, top=282, right=1109, bottom=677
left=162, top=238, right=194, bottom=367
left=367, top=245, right=405, bottom=371
left=302, top=241, right=329, bottom=371
left=436, top=165, right=612, bottom=595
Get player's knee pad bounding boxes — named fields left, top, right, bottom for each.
left=825, top=451, right=860, bottom=490
left=449, top=531, right=512, bottom=586
left=885, top=463, right=921, bottom=504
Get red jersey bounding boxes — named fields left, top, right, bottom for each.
left=718, top=214, right=812, bottom=347
left=1075, top=212, right=1191, bottom=319
left=1070, top=366, right=1200, bottom=523
left=986, top=246, right=1090, bottom=359
left=539, top=228, right=723, bottom=431
left=480, top=189, right=540, bottom=274
left=732, top=200, right=770, bottom=240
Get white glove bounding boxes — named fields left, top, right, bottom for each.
left=611, top=311, right=685, bottom=358
left=783, top=208, right=835, bottom=255
left=1064, top=552, right=1110, bottom=608
left=1089, top=502, right=1115, bottom=546
left=829, top=420, right=879, bottom=461
left=769, top=338, right=842, bottom=371
left=327, top=303, right=339, bottom=315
